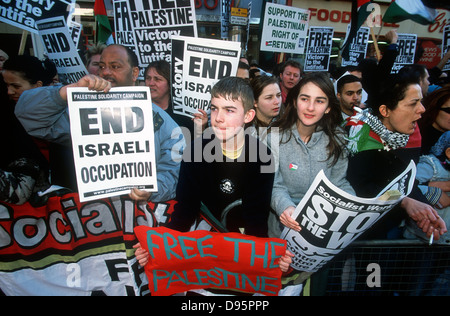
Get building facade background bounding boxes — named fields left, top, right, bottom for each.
left=0, top=0, right=448, bottom=70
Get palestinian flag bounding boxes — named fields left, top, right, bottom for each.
left=383, top=0, right=438, bottom=25
left=94, top=0, right=113, bottom=44
left=341, top=0, right=373, bottom=58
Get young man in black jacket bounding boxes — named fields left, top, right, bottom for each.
left=134, top=78, right=293, bottom=296
left=167, top=77, right=275, bottom=237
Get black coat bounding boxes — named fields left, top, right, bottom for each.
left=347, top=147, right=428, bottom=239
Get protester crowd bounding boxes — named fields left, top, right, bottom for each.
left=1, top=28, right=450, bottom=296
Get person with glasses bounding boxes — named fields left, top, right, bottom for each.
left=419, top=85, right=450, bottom=155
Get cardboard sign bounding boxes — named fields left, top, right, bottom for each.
left=282, top=161, right=416, bottom=273
left=135, top=227, right=286, bottom=296
left=67, top=87, right=158, bottom=202
left=0, top=194, right=177, bottom=296
left=36, top=16, right=88, bottom=85
left=443, top=25, right=450, bottom=72
left=171, top=35, right=241, bottom=118
left=342, top=27, right=369, bottom=67
left=304, top=27, right=334, bottom=72
left=392, top=33, right=418, bottom=74
left=0, top=0, right=75, bottom=34
left=124, top=0, right=198, bottom=78
left=260, top=3, right=309, bottom=54
left=113, top=0, right=136, bottom=51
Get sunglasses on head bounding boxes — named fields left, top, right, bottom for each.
left=441, top=108, right=450, bottom=114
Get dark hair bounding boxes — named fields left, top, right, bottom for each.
left=251, top=75, right=280, bottom=101
left=3, top=55, right=56, bottom=86
left=249, top=68, right=261, bottom=80
left=358, top=57, right=378, bottom=100
left=274, top=72, right=345, bottom=166
left=280, top=59, right=302, bottom=76
left=419, top=84, right=450, bottom=131
left=107, top=44, right=139, bottom=69
left=144, top=60, right=170, bottom=83
left=372, top=74, right=421, bottom=117
left=126, top=46, right=139, bottom=69
left=345, top=65, right=362, bottom=74
left=211, top=77, right=255, bottom=113
left=336, top=74, right=362, bottom=94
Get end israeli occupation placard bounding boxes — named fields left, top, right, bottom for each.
left=260, top=3, right=309, bottom=54
left=36, top=16, right=88, bottom=84
left=171, top=35, right=241, bottom=118
left=68, top=87, right=158, bottom=202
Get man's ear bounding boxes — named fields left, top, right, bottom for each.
left=445, top=147, right=450, bottom=160
left=379, top=105, right=390, bottom=118
left=35, top=80, right=43, bottom=88
left=244, top=109, right=256, bottom=124
left=132, top=67, right=140, bottom=82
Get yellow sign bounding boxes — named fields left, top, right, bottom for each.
left=231, top=7, right=248, bottom=17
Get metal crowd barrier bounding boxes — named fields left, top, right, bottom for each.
left=308, top=239, right=450, bottom=296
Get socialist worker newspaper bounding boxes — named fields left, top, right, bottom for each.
left=281, top=161, right=416, bottom=273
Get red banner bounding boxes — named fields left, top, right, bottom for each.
left=135, top=226, right=287, bottom=296
left=0, top=193, right=176, bottom=296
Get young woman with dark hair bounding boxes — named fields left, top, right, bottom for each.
left=269, top=72, right=355, bottom=295
left=2, top=55, right=56, bottom=103
left=0, top=55, right=54, bottom=205
left=271, top=72, right=355, bottom=235
left=273, top=72, right=348, bottom=166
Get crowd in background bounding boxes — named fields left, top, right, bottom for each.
left=1, top=28, right=450, bottom=295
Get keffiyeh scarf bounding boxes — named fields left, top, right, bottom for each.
left=348, top=108, right=410, bottom=152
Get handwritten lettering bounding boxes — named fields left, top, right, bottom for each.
left=135, top=227, right=286, bottom=296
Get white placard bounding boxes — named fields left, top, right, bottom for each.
left=68, top=87, right=158, bottom=202
left=260, top=3, right=310, bottom=54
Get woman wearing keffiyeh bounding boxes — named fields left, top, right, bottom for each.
left=345, top=75, right=447, bottom=242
